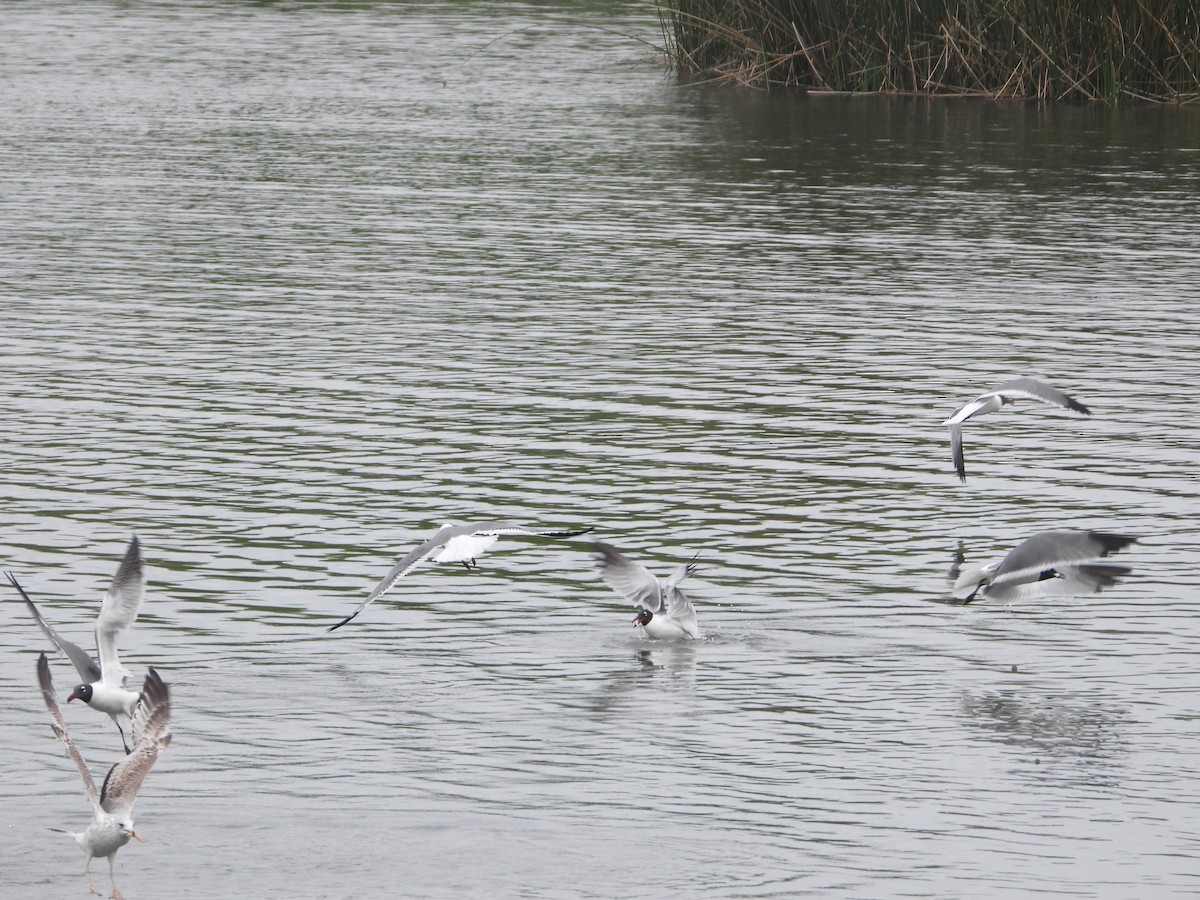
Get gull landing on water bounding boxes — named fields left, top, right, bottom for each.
left=951, top=530, right=1137, bottom=603
left=592, top=542, right=701, bottom=641
left=6, top=536, right=147, bottom=753
left=37, top=652, right=171, bottom=900
left=942, top=377, right=1091, bottom=482
left=327, top=521, right=595, bottom=630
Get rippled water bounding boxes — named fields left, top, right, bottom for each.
left=3, top=2, right=1199, bottom=898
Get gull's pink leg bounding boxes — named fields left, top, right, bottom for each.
left=85, top=858, right=102, bottom=896
left=107, top=855, right=124, bottom=900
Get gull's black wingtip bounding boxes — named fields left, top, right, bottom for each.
left=5, top=575, right=21, bottom=601
left=326, top=614, right=354, bottom=632
left=1089, top=532, right=1138, bottom=557
left=547, top=525, right=596, bottom=538
left=5, top=570, right=32, bottom=596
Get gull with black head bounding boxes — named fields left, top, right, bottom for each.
left=6, top=536, right=146, bottom=752
left=952, top=530, right=1137, bottom=604
left=592, top=542, right=701, bottom=640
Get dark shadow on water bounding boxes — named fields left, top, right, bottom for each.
left=668, top=89, right=1200, bottom=192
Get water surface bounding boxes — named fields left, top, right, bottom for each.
left=2, top=2, right=1198, bottom=898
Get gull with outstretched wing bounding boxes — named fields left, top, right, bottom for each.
left=37, top=651, right=171, bottom=900
left=952, top=530, right=1137, bottom=603
left=592, top=542, right=701, bottom=640
left=942, top=377, right=1090, bottom=482
left=328, top=521, right=594, bottom=630
left=7, top=536, right=147, bottom=752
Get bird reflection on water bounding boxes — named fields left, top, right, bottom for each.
left=586, top=644, right=699, bottom=717
left=959, top=688, right=1128, bottom=780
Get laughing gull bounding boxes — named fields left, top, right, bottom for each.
left=592, top=542, right=701, bottom=640
left=952, top=530, right=1137, bottom=603
left=37, top=651, right=171, bottom=900
left=6, top=536, right=146, bottom=752
left=328, top=521, right=595, bottom=630
left=942, top=377, right=1091, bottom=482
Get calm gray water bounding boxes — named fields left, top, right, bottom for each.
left=2, top=2, right=1199, bottom=898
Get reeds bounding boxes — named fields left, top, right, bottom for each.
left=656, top=1, right=1200, bottom=102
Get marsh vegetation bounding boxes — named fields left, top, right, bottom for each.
left=658, top=1, right=1200, bottom=101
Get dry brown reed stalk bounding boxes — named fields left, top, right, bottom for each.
left=656, top=0, right=1200, bottom=102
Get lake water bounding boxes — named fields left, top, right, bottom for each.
left=2, top=2, right=1199, bottom=898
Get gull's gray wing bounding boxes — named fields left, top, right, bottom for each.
left=592, top=542, right=664, bottom=612
left=985, top=563, right=1134, bottom=602
left=327, top=523, right=596, bottom=631
left=1057, top=563, right=1134, bottom=593
left=429, top=523, right=593, bottom=565
left=993, top=377, right=1090, bottom=415
left=662, top=556, right=700, bottom=621
left=948, top=423, right=967, bottom=482
left=327, top=527, right=455, bottom=631
left=95, top=536, right=146, bottom=689
left=948, top=540, right=966, bottom=583
left=7, top=572, right=101, bottom=683
left=991, top=531, right=1136, bottom=585
left=942, top=394, right=996, bottom=427
left=100, top=667, right=171, bottom=815
left=465, top=523, right=595, bottom=540
left=37, top=652, right=100, bottom=811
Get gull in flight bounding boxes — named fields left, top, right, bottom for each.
left=952, top=530, right=1137, bottom=603
left=328, top=521, right=595, bottom=630
left=592, top=542, right=701, bottom=640
left=6, top=536, right=146, bottom=752
left=37, top=651, right=171, bottom=900
left=942, top=377, right=1091, bottom=482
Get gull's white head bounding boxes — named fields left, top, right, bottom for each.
left=118, top=816, right=141, bottom=842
